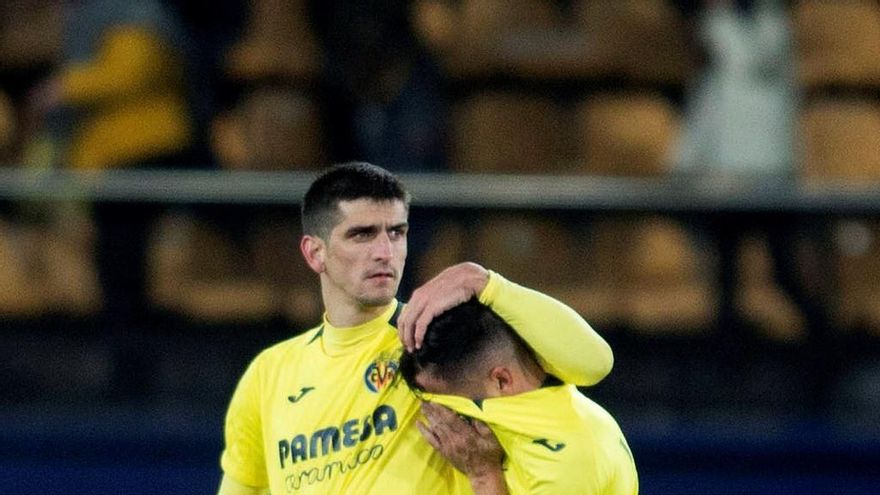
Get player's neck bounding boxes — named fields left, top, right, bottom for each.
left=324, top=299, right=394, bottom=329
left=520, top=359, right=548, bottom=392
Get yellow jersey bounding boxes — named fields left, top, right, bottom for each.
left=423, top=384, right=639, bottom=495
left=221, top=271, right=615, bottom=493
left=221, top=301, right=470, bottom=494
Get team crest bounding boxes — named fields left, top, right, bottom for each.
left=364, top=357, right=399, bottom=393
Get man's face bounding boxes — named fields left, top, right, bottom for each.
left=414, top=370, right=456, bottom=396
left=321, top=198, right=408, bottom=308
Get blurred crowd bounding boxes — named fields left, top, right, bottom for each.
left=1, top=0, right=880, bottom=407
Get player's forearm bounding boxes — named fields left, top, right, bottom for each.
left=479, top=271, right=613, bottom=386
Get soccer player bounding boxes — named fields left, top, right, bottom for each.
left=218, top=162, right=614, bottom=494
left=400, top=299, right=639, bottom=495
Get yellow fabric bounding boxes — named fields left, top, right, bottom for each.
left=59, top=26, right=191, bottom=169
left=480, top=271, right=614, bottom=386
left=221, top=301, right=472, bottom=494
left=423, top=386, right=639, bottom=495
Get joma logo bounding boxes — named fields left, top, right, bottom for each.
left=533, top=438, right=566, bottom=452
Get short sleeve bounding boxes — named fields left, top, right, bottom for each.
left=220, top=357, right=269, bottom=488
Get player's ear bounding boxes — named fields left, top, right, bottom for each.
left=301, top=235, right=326, bottom=273
left=489, top=367, right=514, bottom=395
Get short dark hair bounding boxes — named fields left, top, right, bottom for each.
left=301, top=162, right=410, bottom=238
left=400, top=298, right=536, bottom=391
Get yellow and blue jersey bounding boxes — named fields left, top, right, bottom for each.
left=221, top=301, right=471, bottom=494
left=423, top=384, right=639, bottom=495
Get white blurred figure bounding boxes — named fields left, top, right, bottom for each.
left=673, top=0, right=796, bottom=179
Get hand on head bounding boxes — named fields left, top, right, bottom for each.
left=398, top=262, right=489, bottom=352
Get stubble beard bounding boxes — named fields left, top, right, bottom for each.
left=356, top=284, right=398, bottom=308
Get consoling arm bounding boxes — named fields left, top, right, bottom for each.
left=479, top=270, right=613, bottom=386
left=399, top=262, right=613, bottom=386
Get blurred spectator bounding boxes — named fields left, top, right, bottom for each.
left=671, top=0, right=837, bottom=409
left=309, top=0, right=451, bottom=298
left=0, top=1, right=64, bottom=168
left=0, top=1, right=61, bottom=69
left=308, top=0, right=449, bottom=173
left=224, top=0, right=317, bottom=84
left=0, top=89, right=15, bottom=163
left=173, top=0, right=246, bottom=165
left=28, top=0, right=196, bottom=400
left=0, top=0, right=63, bottom=96
left=673, top=0, right=796, bottom=176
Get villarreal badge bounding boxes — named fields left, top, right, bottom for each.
left=364, top=355, right=399, bottom=393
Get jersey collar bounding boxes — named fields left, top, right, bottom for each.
left=320, top=300, right=401, bottom=355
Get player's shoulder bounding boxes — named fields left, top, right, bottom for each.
left=569, top=398, right=631, bottom=463
left=252, top=323, right=325, bottom=364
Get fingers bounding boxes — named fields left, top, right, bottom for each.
left=398, top=292, right=422, bottom=352
left=397, top=304, right=415, bottom=352
left=422, top=403, right=470, bottom=438
left=400, top=286, right=457, bottom=352
left=419, top=405, right=460, bottom=460
left=413, top=305, right=438, bottom=351
left=421, top=401, right=459, bottom=424
left=398, top=286, right=435, bottom=352
left=416, top=420, right=441, bottom=451
left=398, top=267, right=446, bottom=352
left=399, top=263, right=489, bottom=352
left=420, top=402, right=505, bottom=478
left=472, top=419, right=493, bottom=438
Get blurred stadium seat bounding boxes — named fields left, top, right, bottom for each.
left=737, top=234, right=807, bottom=341
left=800, top=96, right=880, bottom=184
left=471, top=212, right=581, bottom=285
left=834, top=219, right=880, bottom=334
left=196, top=86, right=326, bottom=324
left=210, top=87, right=325, bottom=170
left=0, top=218, right=49, bottom=316
left=41, top=208, right=103, bottom=316
left=149, top=212, right=274, bottom=323
left=458, top=212, right=620, bottom=325
left=415, top=0, right=693, bottom=83
left=149, top=211, right=321, bottom=325
left=450, top=91, right=576, bottom=173
left=798, top=96, right=880, bottom=336
left=594, top=216, right=715, bottom=334
left=574, top=0, right=695, bottom=85
left=574, top=90, right=710, bottom=333
left=414, top=0, right=563, bottom=78
left=792, top=0, right=880, bottom=90
left=576, top=91, right=679, bottom=176
left=0, top=209, right=101, bottom=318
left=224, top=0, right=319, bottom=82
left=249, top=219, right=322, bottom=325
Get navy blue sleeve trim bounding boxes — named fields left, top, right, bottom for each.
left=388, top=300, right=403, bottom=328
left=307, top=326, right=324, bottom=345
